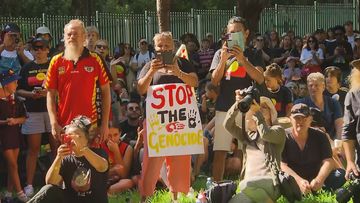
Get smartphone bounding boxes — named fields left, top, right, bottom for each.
left=34, top=87, right=43, bottom=93
left=61, top=134, right=73, bottom=151
left=162, top=51, right=175, bottom=65
left=227, top=32, right=245, bottom=51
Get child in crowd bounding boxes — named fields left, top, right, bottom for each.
left=101, top=127, right=134, bottom=195
left=201, top=82, right=219, bottom=125
left=297, top=81, right=308, bottom=99
left=0, top=69, right=28, bottom=202
left=285, top=81, right=299, bottom=101
left=259, top=63, right=293, bottom=117
left=283, top=56, right=301, bottom=84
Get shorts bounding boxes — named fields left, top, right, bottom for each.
left=22, top=112, right=51, bottom=135
left=213, top=111, right=241, bottom=151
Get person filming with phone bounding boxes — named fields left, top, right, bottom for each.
left=28, top=116, right=109, bottom=203
left=0, top=23, right=33, bottom=74
left=210, top=16, right=265, bottom=182
left=137, top=31, right=198, bottom=202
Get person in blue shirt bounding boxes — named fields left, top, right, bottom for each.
left=294, top=72, right=343, bottom=140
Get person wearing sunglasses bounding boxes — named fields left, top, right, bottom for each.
left=300, top=35, right=324, bottom=75
left=0, top=23, right=33, bottom=74
left=324, top=25, right=353, bottom=78
left=253, top=33, right=271, bottom=65
left=16, top=37, right=58, bottom=198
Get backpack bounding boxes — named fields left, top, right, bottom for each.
left=135, top=51, right=154, bottom=62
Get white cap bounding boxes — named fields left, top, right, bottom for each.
left=36, top=26, right=52, bottom=38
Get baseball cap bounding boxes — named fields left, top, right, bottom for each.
left=0, top=69, right=21, bottom=87
left=290, top=103, right=311, bottom=117
left=3, top=23, right=20, bottom=33
left=36, top=26, right=52, bottom=38
left=32, top=37, right=50, bottom=48
left=139, top=39, right=147, bottom=44
left=286, top=56, right=297, bottom=63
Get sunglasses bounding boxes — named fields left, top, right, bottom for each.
left=96, top=44, right=108, bottom=49
left=33, top=46, right=47, bottom=51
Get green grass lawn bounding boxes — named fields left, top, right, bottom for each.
left=108, top=176, right=355, bottom=203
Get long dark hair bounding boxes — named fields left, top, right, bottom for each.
left=305, top=36, right=319, bottom=51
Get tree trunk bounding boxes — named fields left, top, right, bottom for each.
left=71, top=0, right=89, bottom=16
left=156, top=0, right=171, bottom=32
left=237, top=0, right=269, bottom=36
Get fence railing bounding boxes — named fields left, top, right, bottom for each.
left=0, top=1, right=358, bottom=53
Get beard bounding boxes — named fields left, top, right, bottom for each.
left=64, top=42, right=82, bottom=61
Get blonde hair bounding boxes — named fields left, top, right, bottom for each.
left=349, top=68, right=360, bottom=91
left=153, top=31, right=173, bottom=43
left=64, top=19, right=86, bottom=34
left=307, top=72, right=325, bottom=84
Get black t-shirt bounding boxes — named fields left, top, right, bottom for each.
left=324, top=89, right=347, bottom=113
left=257, top=83, right=293, bottom=117
left=138, top=57, right=196, bottom=85
left=282, top=127, right=332, bottom=182
left=0, top=95, right=27, bottom=138
left=59, top=148, right=109, bottom=203
left=119, top=119, right=138, bottom=143
left=209, top=48, right=265, bottom=112
left=18, top=61, right=49, bottom=112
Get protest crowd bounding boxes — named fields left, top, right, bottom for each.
left=1, top=16, right=360, bottom=203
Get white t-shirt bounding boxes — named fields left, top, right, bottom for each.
left=0, top=49, right=33, bottom=73
left=300, top=48, right=324, bottom=65
left=131, top=51, right=154, bottom=70
left=347, top=34, right=355, bottom=49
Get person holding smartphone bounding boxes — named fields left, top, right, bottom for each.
left=0, top=23, right=33, bottom=74
left=17, top=37, right=56, bottom=197
left=137, top=31, right=198, bottom=202
left=210, top=16, right=265, bottom=182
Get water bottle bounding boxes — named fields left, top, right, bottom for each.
left=206, top=177, right=213, bottom=190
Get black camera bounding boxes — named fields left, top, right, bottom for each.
left=336, top=172, right=360, bottom=203
left=237, top=86, right=260, bottom=113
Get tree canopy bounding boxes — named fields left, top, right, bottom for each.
left=0, top=0, right=348, bottom=17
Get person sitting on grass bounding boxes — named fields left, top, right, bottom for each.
left=101, top=127, right=134, bottom=195
left=281, top=104, right=345, bottom=195
left=28, top=116, right=109, bottom=203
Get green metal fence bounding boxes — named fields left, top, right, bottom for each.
left=0, top=1, right=358, bottom=53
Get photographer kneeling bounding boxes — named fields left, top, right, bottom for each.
left=28, top=116, right=109, bottom=203
left=224, top=88, right=285, bottom=203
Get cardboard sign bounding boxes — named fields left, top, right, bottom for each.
left=146, top=83, right=204, bottom=157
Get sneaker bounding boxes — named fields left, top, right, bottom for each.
left=24, top=185, right=34, bottom=197
left=17, top=191, right=29, bottom=203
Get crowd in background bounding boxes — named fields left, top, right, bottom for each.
left=0, top=17, right=360, bottom=203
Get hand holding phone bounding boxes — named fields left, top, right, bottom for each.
left=227, top=32, right=245, bottom=51
left=156, top=51, right=175, bottom=65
